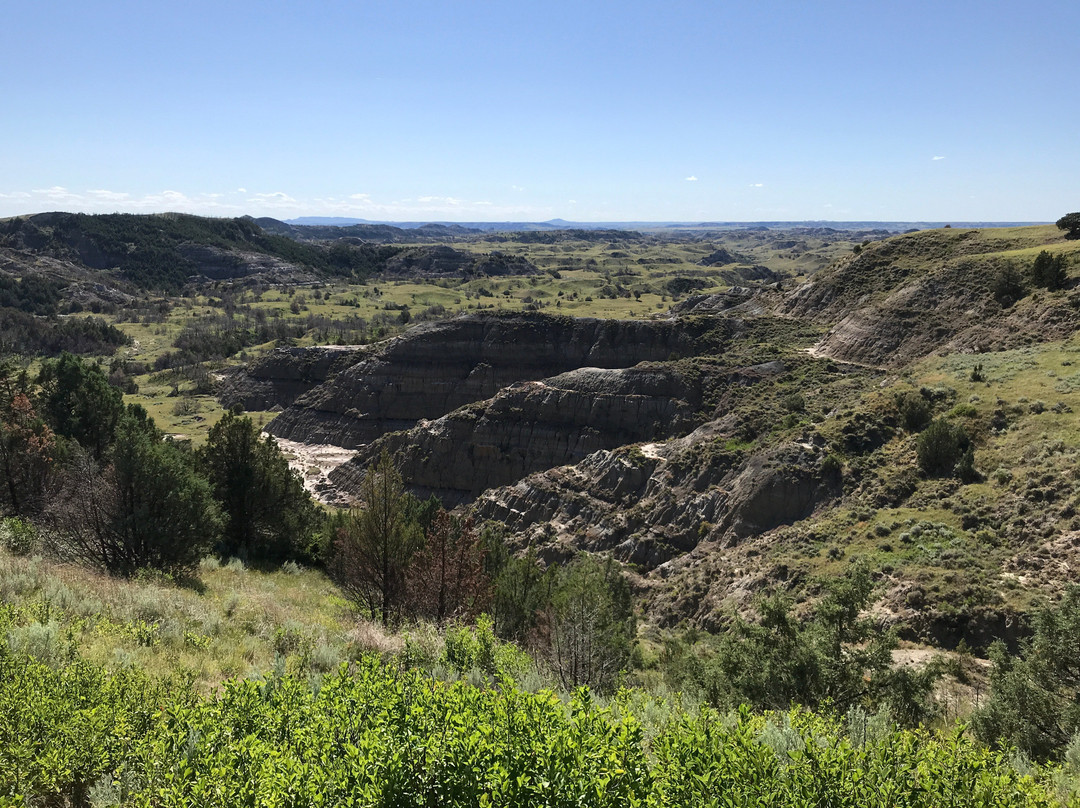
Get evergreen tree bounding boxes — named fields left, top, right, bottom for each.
left=198, top=410, right=320, bottom=564
left=36, top=353, right=123, bottom=459
left=1056, top=212, right=1080, bottom=239
left=49, top=414, right=221, bottom=576
left=487, top=541, right=555, bottom=642
left=991, top=263, right=1027, bottom=307
left=543, top=554, right=635, bottom=692
left=916, top=418, right=971, bottom=477
left=0, top=361, right=55, bottom=517
left=405, top=510, right=490, bottom=623
left=661, top=564, right=935, bottom=724
left=975, top=586, right=1080, bottom=761
left=1031, top=250, right=1068, bottom=290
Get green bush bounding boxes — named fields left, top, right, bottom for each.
left=1, top=517, right=37, bottom=556
left=916, top=419, right=971, bottom=477
left=896, top=391, right=932, bottom=432
left=1031, top=250, right=1068, bottom=290
left=992, top=264, right=1027, bottom=307
left=0, top=643, right=1067, bottom=807
left=975, top=586, right=1080, bottom=762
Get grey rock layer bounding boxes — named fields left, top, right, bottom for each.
left=263, top=312, right=736, bottom=449
left=331, top=365, right=701, bottom=503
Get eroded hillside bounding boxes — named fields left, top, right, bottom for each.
left=220, top=223, right=1080, bottom=646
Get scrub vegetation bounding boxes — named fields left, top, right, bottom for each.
left=4, top=212, right=1080, bottom=805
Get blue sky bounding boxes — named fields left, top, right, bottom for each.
left=2, top=0, right=1077, bottom=222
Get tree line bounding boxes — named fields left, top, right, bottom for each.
left=0, top=353, right=320, bottom=574
left=0, top=354, right=637, bottom=691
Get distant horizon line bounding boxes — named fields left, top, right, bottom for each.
left=2, top=210, right=1052, bottom=230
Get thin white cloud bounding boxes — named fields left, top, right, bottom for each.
left=932, top=156, right=946, bottom=161
left=2, top=187, right=241, bottom=216
left=0, top=186, right=556, bottom=221
left=32, top=186, right=80, bottom=201
left=249, top=191, right=298, bottom=204
left=684, top=176, right=698, bottom=182
left=87, top=189, right=130, bottom=202
left=417, top=195, right=463, bottom=205
left=236, top=187, right=248, bottom=193
left=749, top=183, right=764, bottom=187
left=510, top=185, right=525, bottom=192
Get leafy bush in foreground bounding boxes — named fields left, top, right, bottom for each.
left=0, top=637, right=1066, bottom=807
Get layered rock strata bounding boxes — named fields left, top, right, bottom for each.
left=331, top=365, right=701, bottom=503
left=263, top=312, right=736, bottom=449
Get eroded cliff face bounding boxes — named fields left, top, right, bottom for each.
left=473, top=431, right=840, bottom=579
left=218, top=345, right=369, bottom=412
left=263, top=312, right=737, bottom=449
left=330, top=365, right=703, bottom=502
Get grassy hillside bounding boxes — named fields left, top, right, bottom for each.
left=783, top=225, right=1080, bottom=367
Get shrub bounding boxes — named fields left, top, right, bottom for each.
left=47, top=417, right=221, bottom=577
left=896, top=391, right=932, bottom=432
left=5, top=621, right=66, bottom=667
left=1031, top=250, right=1068, bottom=290
left=1, top=517, right=38, bottom=556
left=782, top=393, right=806, bottom=413
left=992, top=264, right=1027, bottom=307
left=975, top=586, right=1080, bottom=761
left=916, top=419, right=971, bottom=477
left=821, top=453, right=843, bottom=477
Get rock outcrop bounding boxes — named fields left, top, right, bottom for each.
left=383, top=246, right=539, bottom=278
left=698, top=247, right=751, bottom=267
left=177, top=244, right=319, bottom=284
left=218, top=345, right=369, bottom=412
left=473, top=432, right=840, bottom=580
left=263, top=312, right=738, bottom=449
left=331, top=365, right=702, bottom=502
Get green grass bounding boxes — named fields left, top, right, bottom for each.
left=752, top=332, right=1080, bottom=628
left=51, top=227, right=868, bottom=445
left=0, top=549, right=365, bottom=691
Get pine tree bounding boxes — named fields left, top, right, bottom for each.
left=1031, top=250, right=1068, bottom=290
left=198, top=410, right=320, bottom=564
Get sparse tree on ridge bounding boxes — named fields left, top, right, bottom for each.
left=1056, top=212, right=1080, bottom=239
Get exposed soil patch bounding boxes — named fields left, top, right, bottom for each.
left=270, top=434, right=357, bottom=506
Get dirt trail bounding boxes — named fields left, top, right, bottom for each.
left=803, top=343, right=883, bottom=370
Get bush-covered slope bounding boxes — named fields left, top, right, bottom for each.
left=781, top=225, right=1080, bottom=366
